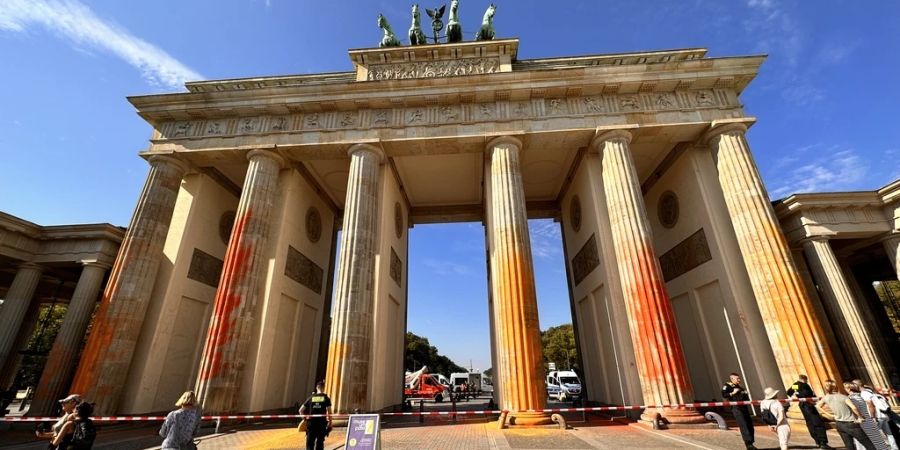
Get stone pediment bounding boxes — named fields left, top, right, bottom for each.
left=349, top=39, right=518, bottom=81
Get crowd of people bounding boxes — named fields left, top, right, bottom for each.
left=33, top=394, right=95, bottom=450
left=722, top=373, right=900, bottom=450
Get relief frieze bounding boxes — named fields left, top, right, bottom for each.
left=658, top=228, right=712, bottom=282
left=157, top=88, right=738, bottom=140
left=366, top=57, right=501, bottom=81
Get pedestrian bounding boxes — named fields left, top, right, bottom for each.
left=159, top=390, right=201, bottom=450
left=856, top=381, right=898, bottom=450
left=299, top=381, right=332, bottom=450
left=787, top=374, right=832, bottom=449
left=35, top=394, right=80, bottom=449
left=722, top=372, right=756, bottom=450
left=53, top=401, right=96, bottom=450
left=817, top=379, right=877, bottom=450
left=847, top=382, right=890, bottom=450
left=760, top=387, right=791, bottom=450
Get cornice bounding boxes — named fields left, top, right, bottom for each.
left=128, top=52, right=764, bottom=124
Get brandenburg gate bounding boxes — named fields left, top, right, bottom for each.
left=59, top=38, right=899, bottom=425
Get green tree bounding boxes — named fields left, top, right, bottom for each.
left=541, top=324, right=577, bottom=371
left=405, top=332, right=466, bottom=376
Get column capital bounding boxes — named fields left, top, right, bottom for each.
left=799, top=235, right=832, bottom=245
left=347, top=143, right=385, bottom=163
left=247, top=148, right=286, bottom=168
left=147, top=154, right=189, bottom=174
left=703, top=121, right=749, bottom=146
left=590, top=129, right=633, bottom=151
left=485, top=135, right=523, bottom=153
left=878, top=231, right=900, bottom=243
left=79, top=260, right=112, bottom=271
left=17, top=262, right=44, bottom=272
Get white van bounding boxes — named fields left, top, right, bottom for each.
left=546, top=370, right=582, bottom=401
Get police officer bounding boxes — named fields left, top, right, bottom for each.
left=722, top=372, right=756, bottom=450
left=300, top=381, right=332, bottom=450
left=787, top=374, right=832, bottom=449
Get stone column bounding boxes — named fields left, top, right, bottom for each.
left=70, top=154, right=187, bottom=414
left=30, top=261, right=109, bottom=415
left=594, top=130, right=704, bottom=424
left=196, top=149, right=284, bottom=413
left=883, top=233, right=900, bottom=281
left=705, top=122, right=840, bottom=391
left=485, top=136, right=550, bottom=426
left=324, top=143, right=384, bottom=415
left=0, top=263, right=44, bottom=369
left=802, top=237, right=891, bottom=388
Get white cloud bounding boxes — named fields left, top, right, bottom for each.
left=0, top=0, right=201, bottom=89
left=529, top=220, right=563, bottom=261
left=770, top=147, right=869, bottom=197
left=423, top=258, right=471, bottom=276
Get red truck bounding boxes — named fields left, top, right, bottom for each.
left=404, top=366, right=452, bottom=402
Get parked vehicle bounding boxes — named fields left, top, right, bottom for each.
left=450, top=372, right=484, bottom=395
left=405, top=366, right=452, bottom=402
left=546, top=370, right=582, bottom=401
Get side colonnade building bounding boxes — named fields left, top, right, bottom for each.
left=1, top=39, right=898, bottom=423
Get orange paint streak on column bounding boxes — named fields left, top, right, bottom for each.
left=595, top=130, right=704, bottom=424
left=195, top=149, right=284, bottom=413
left=323, top=144, right=384, bottom=415
left=69, top=155, right=187, bottom=415
left=705, top=122, right=841, bottom=393
left=486, top=136, right=550, bottom=426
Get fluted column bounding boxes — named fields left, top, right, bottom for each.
left=0, top=263, right=44, bottom=368
left=30, top=261, right=110, bottom=415
left=883, top=233, right=900, bottom=281
left=802, top=237, right=891, bottom=388
left=322, top=144, right=383, bottom=415
left=485, top=136, right=549, bottom=426
left=70, top=154, right=187, bottom=414
left=196, top=149, right=284, bottom=413
left=705, top=122, right=840, bottom=392
left=594, top=130, right=704, bottom=424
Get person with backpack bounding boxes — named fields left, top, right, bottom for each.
left=846, top=382, right=889, bottom=450
left=759, top=387, right=791, bottom=450
left=856, top=381, right=898, bottom=450
left=159, top=391, right=201, bottom=450
left=52, top=401, right=96, bottom=450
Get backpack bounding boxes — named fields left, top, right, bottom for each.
left=760, top=407, right=777, bottom=426
left=870, top=392, right=891, bottom=415
left=68, top=420, right=96, bottom=450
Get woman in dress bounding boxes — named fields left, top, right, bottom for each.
left=160, top=391, right=201, bottom=450
left=846, top=382, right=889, bottom=450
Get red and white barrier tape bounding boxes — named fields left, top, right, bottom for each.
left=0, top=398, right=829, bottom=422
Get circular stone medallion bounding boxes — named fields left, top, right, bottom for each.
left=658, top=191, right=679, bottom=229
left=219, top=211, right=236, bottom=245
left=570, top=196, right=582, bottom=232
left=306, top=207, right=322, bottom=243
left=394, top=202, right=404, bottom=239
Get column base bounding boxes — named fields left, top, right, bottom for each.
left=641, top=407, right=709, bottom=428
left=505, top=411, right=553, bottom=426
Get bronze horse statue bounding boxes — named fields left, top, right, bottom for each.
left=474, top=3, right=496, bottom=41
left=377, top=13, right=401, bottom=47
left=409, top=5, right=428, bottom=45
left=446, top=0, right=462, bottom=43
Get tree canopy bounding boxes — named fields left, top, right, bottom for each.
left=541, top=323, right=578, bottom=371
left=405, top=332, right=466, bottom=376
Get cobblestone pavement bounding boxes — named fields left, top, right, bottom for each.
left=1, top=417, right=859, bottom=449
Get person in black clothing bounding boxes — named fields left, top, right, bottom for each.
left=722, top=373, right=756, bottom=450
left=786, top=374, right=833, bottom=449
left=300, top=381, right=332, bottom=450
left=55, top=401, right=96, bottom=450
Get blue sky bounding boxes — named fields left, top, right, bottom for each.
left=1, top=0, right=898, bottom=372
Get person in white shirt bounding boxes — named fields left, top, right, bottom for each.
left=760, top=387, right=791, bottom=450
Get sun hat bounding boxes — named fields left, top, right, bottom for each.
left=763, top=387, right=779, bottom=400
left=58, top=394, right=81, bottom=403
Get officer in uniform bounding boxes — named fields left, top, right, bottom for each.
left=722, top=372, right=756, bottom=450
left=787, top=374, right=832, bottom=449
left=300, top=381, right=332, bottom=450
